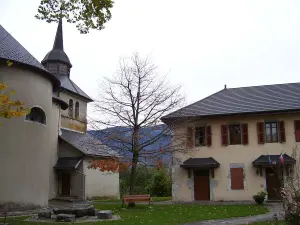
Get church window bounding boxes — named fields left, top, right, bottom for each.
left=68, top=99, right=73, bottom=117
left=25, top=107, right=46, bottom=125
left=75, top=101, right=79, bottom=119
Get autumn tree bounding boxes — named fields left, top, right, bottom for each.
left=0, top=82, right=29, bottom=120
left=90, top=53, right=186, bottom=195
left=35, top=0, right=114, bottom=34
left=0, top=61, right=29, bottom=120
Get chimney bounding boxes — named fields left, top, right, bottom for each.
left=224, top=84, right=227, bottom=90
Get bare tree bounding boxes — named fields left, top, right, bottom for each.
left=90, top=53, right=186, bottom=194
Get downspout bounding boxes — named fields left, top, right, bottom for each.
left=74, top=169, right=86, bottom=200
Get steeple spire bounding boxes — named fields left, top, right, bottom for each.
left=42, top=17, right=72, bottom=75
left=53, top=18, right=64, bottom=50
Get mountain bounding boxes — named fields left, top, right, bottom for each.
left=88, top=124, right=172, bottom=166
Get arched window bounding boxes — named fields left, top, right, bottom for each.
left=75, top=101, right=79, bottom=119
left=25, top=107, right=46, bottom=125
left=68, top=99, right=73, bottom=117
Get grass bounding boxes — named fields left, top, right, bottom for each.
left=92, top=196, right=172, bottom=202
left=0, top=204, right=268, bottom=225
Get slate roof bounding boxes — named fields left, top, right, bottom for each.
left=59, top=75, right=93, bottom=102
left=162, top=82, right=300, bottom=120
left=0, top=24, right=60, bottom=87
left=180, top=157, right=220, bottom=168
left=54, top=157, right=82, bottom=170
left=253, top=154, right=296, bottom=166
left=59, top=128, right=119, bottom=158
left=41, top=19, right=72, bottom=67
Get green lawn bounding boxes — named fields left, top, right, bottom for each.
left=92, top=196, right=172, bottom=202
left=1, top=204, right=268, bottom=225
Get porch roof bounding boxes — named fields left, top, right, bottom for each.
left=54, top=157, right=82, bottom=171
left=180, top=157, right=220, bottom=169
left=252, top=154, right=296, bottom=167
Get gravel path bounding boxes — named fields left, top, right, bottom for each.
left=181, top=203, right=283, bottom=225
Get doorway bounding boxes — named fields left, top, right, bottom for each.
left=194, top=170, right=210, bottom=200
left=61, top=172, right=71, bottom=196
left=266, top=168, right=282, bottom=200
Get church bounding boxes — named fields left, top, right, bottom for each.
left=0, top=20, right=120, bottom=208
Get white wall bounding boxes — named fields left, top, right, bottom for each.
left=83, top=158, right=120, bottom=199
left=0, top=65, right=58, bottom=207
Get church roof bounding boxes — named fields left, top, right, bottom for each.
left=59, top=75, right=93, bottom=102
left=59, top=128, right=119, bottom=158
left=41, top=19, right=72, bottom=67
left=0, top=24, right=60, bottom=87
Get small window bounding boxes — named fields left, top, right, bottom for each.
left=229, top=124, right=241, bottom=145
left=295, top=120, right=300, bottom=142
left=195, top=127, right=206, bottom=146
left=25, top=107, right=46, bottom=125
left=68, top=99, right=73, bottom=117
left=230, top=168, right=244, bottom=190
left=193, top=125, right=212, bottom=147
left=265, top=122, right=278, bottom=143
left=75, top=101, right=79, bottom=119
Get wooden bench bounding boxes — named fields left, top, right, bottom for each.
left=122, top=195, right=152, bottom=207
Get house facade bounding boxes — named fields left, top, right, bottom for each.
left=162, top=83, right=300, bottom=202
left=0, top=21, right=119, bottom=209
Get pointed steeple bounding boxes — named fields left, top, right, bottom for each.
left=42, top=18, right=72, bottom=76
left=53, top=18, right=64, bottom=50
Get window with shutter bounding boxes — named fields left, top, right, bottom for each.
left=195, top=125, right=212, bottom=147
left=221, top=125, right=228, bottom=146
left=195, top=126, right=206, bottom=146
left=278, top=121, right=286, bottom=143
left=257, top=122, right=265, bottom=144
left=241, top=124, right=248, bottom=145
left=186, top=127, right=194, bottom=149
left=294, top=120, right=300, bottom=142
left=206, top=126, right=212, bottom=147
left=230, top=168, right=244, bottom=190
left=265, top=122, right=278, bottom=143
left=229, top=124, right=242, bottom=145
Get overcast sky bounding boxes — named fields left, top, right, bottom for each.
left=1, top=0, right=300, bottom=117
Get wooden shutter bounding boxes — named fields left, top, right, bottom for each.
left=186, top=127, right=194, bottom=149
left=241, top=123, right=248, bottom=145
left=230, top=168, right=244, bottom=190
left=278, top=121, right=286, bottom=143
left=294, top=120, right=300, bottom=142
left=257, top=122, right=265, bottom=144
left=206, top=125, right=212, bottom=147
left=221, top=124, right=228, bottom=146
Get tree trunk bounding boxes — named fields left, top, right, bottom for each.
left=129, top=127, right=139, bottom=195
left=129, top=152, right=138, bottom=194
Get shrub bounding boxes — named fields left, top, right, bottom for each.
left=149, top=168, right=172, bottom=197
left=119, top=165, right=171, bottom=197
left=253, top=191, right=267, bottom=205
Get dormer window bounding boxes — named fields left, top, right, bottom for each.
left=25, top=107, right=46, bottom=125
left=75, top=101, right=79, bottom=119
left=68, top=99, right=73, bottom=117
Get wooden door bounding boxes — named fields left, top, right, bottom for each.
left=194, top=170, right=210, bottom=201
left=266, top=168, right=281, bottom=200
left=61, top=172, right=71, bottom=196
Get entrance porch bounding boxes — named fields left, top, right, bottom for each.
left=180, top=157, right=220, bottom=201
left=252, top=154, right=296, bottom=201
left=54, top=157, right=86, bottom=200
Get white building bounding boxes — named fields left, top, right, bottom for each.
left=0, top=20, right=120, bottom=209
